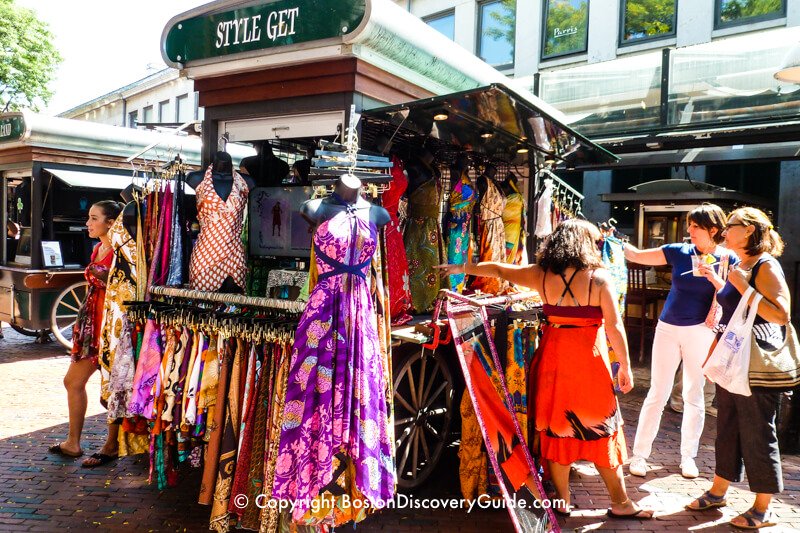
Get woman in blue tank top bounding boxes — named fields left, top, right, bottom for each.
left=686, top=207, right=790, bottom=530
left=623, top=204, right=737, bottom=480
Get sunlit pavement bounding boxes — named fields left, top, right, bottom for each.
left=1, top=323, right=798, bottom=532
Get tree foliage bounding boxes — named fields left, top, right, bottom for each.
left=623, top=0, right=676, bottom=41
left=0, top=0, right=62, bottom=112
left=543, top=0, right=589, bottom=58
left=719, top=0, right=783, bottom=23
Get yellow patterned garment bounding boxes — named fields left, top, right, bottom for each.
left=502, top=180, right=525, bottom=265
left=459, top=392, right=488, bottom=501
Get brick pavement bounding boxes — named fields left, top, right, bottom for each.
left=1, top=323, right=799, bottom=532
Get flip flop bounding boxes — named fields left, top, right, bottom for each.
left=730, top=508, right=776, bottom=530
left=81, top=452, right=118, bottom=468
left=686, top=490, right=727, bottom=511
left=606, top=508, right=654, bottom=520
left=48, top=443, right=83, bottom=458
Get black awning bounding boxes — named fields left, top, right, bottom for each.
left=360, top=83, right=618, bottom=169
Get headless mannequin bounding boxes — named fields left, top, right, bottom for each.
left=476, top=163, right=498, bottom=200
left=239, top=141, right=290, bottom=187
left=405, top=148, right=437, bottom=195
left=187, top=151, right=254, bottom=293
left=120, top=184, right=141, bottom=241
left=301, top=175, right=390, bottom=229
left=186, top=151, right=256, bottom=202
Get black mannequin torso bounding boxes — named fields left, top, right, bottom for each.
left=186, top=169, right=256, bottom=202
left=501, top=172, right=519, bottom=197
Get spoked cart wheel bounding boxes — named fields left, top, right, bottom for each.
left=393, top=345, right=454, bottom=489
left=10, top=324, right=41, bottom=337
left=50, top=281, right=89, bottom=351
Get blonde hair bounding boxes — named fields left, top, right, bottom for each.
left=730, top=207, right=784, bottom=257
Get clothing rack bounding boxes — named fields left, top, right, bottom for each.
left=439, top=289, right=541, bottom=309
left=149, top=285, right=305, bottom=313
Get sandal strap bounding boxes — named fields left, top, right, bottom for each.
left=702, top=490, right=725, bottom=502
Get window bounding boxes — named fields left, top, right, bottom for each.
left=621, top=0, right=677, bottom=44
left=142, top=105, right=154, bottom=123
left=715, top=0, right=785, bottom=28
left=424, top=11, right=455, bottom=40
left=128, top=111, right=138, bottom=129
left=158, top=100, right=172, bottom=122
left=478, top=0, right=515, bottom=68
left=176, top=94, right=193, bottom=123
left=542, top=0, right=589, bottom=59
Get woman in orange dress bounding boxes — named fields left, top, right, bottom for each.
left=438, top=219, right=652, bottom=519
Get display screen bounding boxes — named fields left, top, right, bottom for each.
left=248, top=186, right=313, bottom=258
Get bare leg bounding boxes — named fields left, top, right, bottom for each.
left=61, top=358, right=97, bottom=454
left=547, top=460, right=572, bottom=511
left=597, top=465, right=654, bottom=517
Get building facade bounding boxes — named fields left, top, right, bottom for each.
left=59, top=68, right=202, bottom=129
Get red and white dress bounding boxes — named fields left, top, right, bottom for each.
left=189, top=165, right=249, bottom=291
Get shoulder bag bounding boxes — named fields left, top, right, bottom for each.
left=747, top=257, right=800, bottom=389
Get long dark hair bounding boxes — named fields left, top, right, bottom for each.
left=537, top=219, right=603, bottom=275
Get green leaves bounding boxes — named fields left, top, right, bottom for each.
left=0, top=0, right=62, bottom=112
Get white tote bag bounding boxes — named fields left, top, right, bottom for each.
left=703, top=286, right=761, bottom=396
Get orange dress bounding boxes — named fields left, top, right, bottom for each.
left=530, top=270, right=627, bottom=468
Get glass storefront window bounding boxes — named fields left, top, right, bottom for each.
left=538, top=50, right=662, bottom=136
left=425, top=11, right=455, bottom=40
left=478, top=0, right=515, bottom=68
left=668, top=28, right=800, bottom=126
left=715, top=0, right=786, bottom=28
left=621, top=0, right=677, bottom=44
left=541, top=0, right=588, bottom=59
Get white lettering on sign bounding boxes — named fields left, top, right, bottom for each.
left=0, top=124, right=10, bottom=137
left=553, top=26, right=579, bottom=38
left=215, top=15, right=262, bottom=48
left=266, top=8, right=300, bottom=41
left=214, top=7, right=299, bottom=49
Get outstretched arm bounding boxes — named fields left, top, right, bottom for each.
left=623, top=243, right=666, bottom=266
left=435, top=262, right=542, bottom=289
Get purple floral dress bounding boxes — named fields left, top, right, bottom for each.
left=272, top=202, right=395, bottom=519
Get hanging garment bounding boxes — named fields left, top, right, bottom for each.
left=472, top=178, right=507, bottom=294
left=447, top=172, right=476, bottom=292
left=534, top=180, right=553, bottom=237
left=272, top=200, right=395, bottom=521
left=147, top=184, right=174, bottom=289
left=459, top=392, right=488, bottom=501
left=532, top=278, right=627, bottom=469
left=99, top=215, right=138, bottom=417
left=189, top=165, right=249, bottom=291
left=503, top=180, right=526, bottom=265
left=71, top=242, right=114, bottom=365
left=601, top=236, right=628, bottom=312
left=404, top=178, right=442, bottom=313
left=384, top=155, right=413, bottom=325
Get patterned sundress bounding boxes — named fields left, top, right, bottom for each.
left=472, top=177, right=507, bottom=294
left=272, top=198, right=395, bottom=520
left=404, top=179, right=442, bottom=313
left=384, top=156, right=413, bottom=324
left=447, top=171, right=476, bottom=292
left=189, top=165, right=249, bottom=291
left=70, top=243, right=113, bottom=365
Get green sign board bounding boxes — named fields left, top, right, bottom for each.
left=0, top=115, right=25, bottom=143
left=163, top=0, right=367, bottom=64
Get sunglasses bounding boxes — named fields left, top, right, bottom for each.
left=724, top=222, right=747, bottom=230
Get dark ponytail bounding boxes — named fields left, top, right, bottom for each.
left=93, top=200, right=123, bottom=221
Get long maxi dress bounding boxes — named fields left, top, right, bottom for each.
left=384, top=156, right=413, bottom=324
left=447, top=171, right=477, bottom=292
left=272, top=197, right=395, bottom=521
left=404, top=178, right=442, bottom=313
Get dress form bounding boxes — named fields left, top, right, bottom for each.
left=301, top=175, right=389, bottom=229
left=239, top=141, right=290, bottom=187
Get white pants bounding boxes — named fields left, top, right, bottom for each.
left=632, top=321, right=716, bottom=461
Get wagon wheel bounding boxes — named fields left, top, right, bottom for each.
left=10, top=324, right=41, bottom=337
left=393, top=345, right=454, bottom=490
left=50, top=281, right=89, bottom=351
